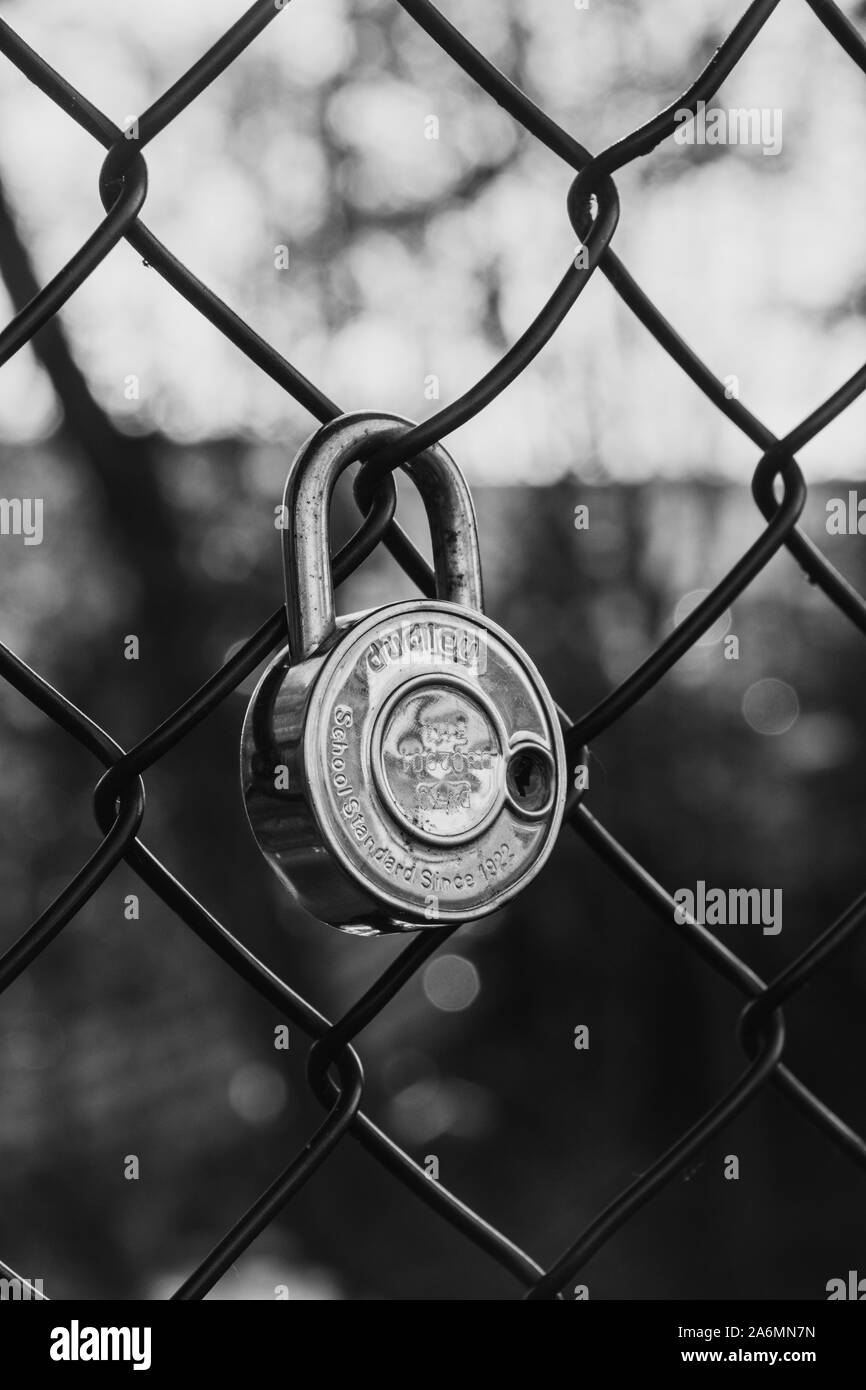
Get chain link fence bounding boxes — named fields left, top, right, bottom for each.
left=1, top=0, right=865, bottom=1301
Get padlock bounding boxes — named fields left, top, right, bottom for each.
left=241, top=410, right=566, bottom=935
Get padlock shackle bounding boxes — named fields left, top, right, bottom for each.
left=282, top=412, right=484, bottom=661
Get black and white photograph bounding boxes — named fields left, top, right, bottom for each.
left=0, top=0, right=865, bottom=1357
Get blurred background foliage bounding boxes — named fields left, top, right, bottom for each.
left=0, top=0, right=865, bottom=1299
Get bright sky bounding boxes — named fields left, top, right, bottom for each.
left=1, top=0, right=865, bottom=481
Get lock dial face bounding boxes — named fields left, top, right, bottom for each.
left=304, top=600, right=566, bottom=923
left=375, top=678, right=506, bottom=844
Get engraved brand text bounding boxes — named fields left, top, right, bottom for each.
left=366, top=621, right=486, bottom=674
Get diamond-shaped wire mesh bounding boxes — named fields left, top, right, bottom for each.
left=1, top=0, right=865, bottom=1301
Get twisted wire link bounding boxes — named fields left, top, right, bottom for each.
left=0, top=0, right=864, bottom=1300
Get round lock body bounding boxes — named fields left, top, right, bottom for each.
left=242, top=599, right=566, bottom=934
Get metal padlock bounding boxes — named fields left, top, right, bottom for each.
left=241, top=411, right=566, bottom=935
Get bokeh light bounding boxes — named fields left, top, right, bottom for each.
left=422, top=954, right=481, bottom=1012
left=742, top=677, right=800, bottom=735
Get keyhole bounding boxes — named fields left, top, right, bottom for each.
left=506, top=746, right=553, bottom=816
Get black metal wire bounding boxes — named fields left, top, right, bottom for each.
left=0, top=0, right=864, bottom=1302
